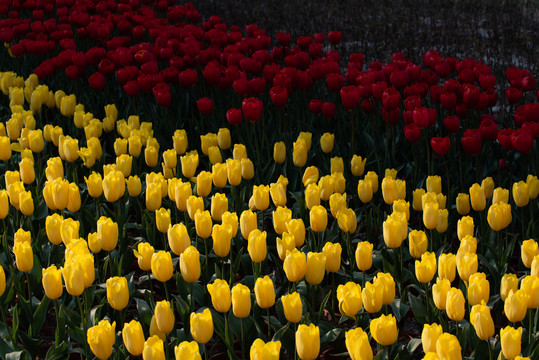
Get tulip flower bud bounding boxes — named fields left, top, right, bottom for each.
left=239, top=209, right=257, bottom=240
left=226, top=158, right=241, bottom=186
left=350, top=155, right=366, bottom=177
left=97, top=216, right=118, bottom=251
left=437, top=253, right=456, bottom=282
left=454, top=193, right=470, bottom=215
left=532, top=256, right=539, bottom=277
left=0, top=136, right=11, bottom=161
left=62, top=261, right=84, bottom=296
left=123, top=320, right=144, bottom=356
left=481, top=177, right=494, bottom=199
left=155, top=300, right=175, bottom=334
left=371, top=314, right=398, bottom=346
left=143, top=335, right=165, bottom=360
left=468, top=272, right=490, bottom=306
left=231, top=283, right=251, bottom=318
left=286, top=219, right=305, bottom=247
left=345, top=328, right=372, bottom=360
left=251, top=185, right=269, bottom=211
left=505, top=289, right=529, bottom=322
left=250, top=338, right=281, bottom=359
left=320, top=132, right=334, bottom=153
left=103, top=170, right=125, bottom=203
left=432, top=277, right=451, bottom=311
left=181, top=153, right=198, bottom=179
left=362, top=281, right=383, bottom=313
left=305, top=252, right=326, bottom=285
left=273, top=141, right=286, bottom=164
left=330, top=157, right=344, bottom=175
left=190, top=308, right=214, bottom=344
left=322, top=242, right=342, bottom=273
left=134, top=242, right=154, bottom=271
left=155, top=208, right=171, bottom=234
left=270, top=181, right=287, bottom=207
left=469, top=183, right=486, bottom=211
left=310, top=205, right=327, bottom=232
left=522, top=239, right=539, bottom=268
left=457, top=216, right=474, bottom=241
left=84, top=172, right=103, bottom=198
left=248, top=229, right=267, bottom=263
left=13, top=241, right=33, bottom=272
left=423, top=201, right=439, bottom=230
left=492, top=187, right=509, bottom=205
left=302, top=166, right=319, bottom=188
left=151, top=251, right=173, bottom=283
left=42, top=265, right=63, bottom=300
left=174, top=341, right=201, bottom=360
left=521, top=275, right=539, bottom=308
left=383, top=213, right=406, bottom=248
left=272, top=206, right=292, bottom=235
left=470, top=301, right=495, bottom=340
left=436, top=333, right=462, bottom=360
left=337, top=282, right=362, bottom=318
left=180, top=246, right=200, bottom=283
left=422, top=323, right=442, bottom=353
left=207, top=279, right=232, bottom=314
left=446, top=287, right=465, bottom=321
left=304, top=183, right=320, bottom=210
left=18, top=190, right=33, bottom=216
left=87, top=320, right=116, bottom=360
left=412, top=188, right=426, bottom=211
left=381, top=176, right=397, bottom=205
left=355, top=241, right=373, bottom=271
left=240, top=158, right=254, bottom=180
left=255, top=276, right=275, bottom=309
left=456, top=251, right=478, bottom=284
left=194, top=210, right=212, bottom=239
left=293, top=138, right=308, bottom=168
left=501, top=327, right=523, bottom=360
left=19, top=158, right=35, bottom=185
left=527, top=174, right=539, bottom=199
left=296, top=323, right=320, bottom=360
left=0, top=190, right=8, bottom=220
left=426, top=175, right=442, bottom=194
left=126, top=176, right=141, bottom=197
left=107, top=276, right=129, bottom=310
left=282, top=292, right=303, bottom=323
left=408, top=230, right=428, bottom=258
left=357, top=179, right=373, bottom=203
left=513, top=181, right=529, bottom=207
left=415, top=252, right=437, bottom=283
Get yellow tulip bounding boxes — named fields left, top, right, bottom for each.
left=273, top=141, right=286, bottom=164
left=143, top=335, right=165, bottom=360
left=305, top=183, right=320, bottom=210
left=355, top=241, right=373, bottom=271
left=310, top=205, right=327, bottom=232
left=457, top=216, right=474, bottom=241
left=322, top=242, right=342, bottom=273
left=231, top=283, right=251, bottom=318
left=413, top=188, right=426, bottom=212
left=470, top=301, right=495, bottom=340
left=408, top=230, right=428, bottom=258
left=292, top=138, right=308, bottom=167
left=469, top=183, right=486, bottom=211
left=500, top=326, right=522, bottom=360
left=273, top=206, right=292, bottom=235
left=436, top=333, right=462, bottom=360
left=155, top=208, right=171, bottom=234
left=370, top=314, right=397, bottom=346
left=357, top=179, right=373, bottom=203
left=345, top=327, right=372, bottom=360
left=212, top=223, right=232, bottom=258
left=521, top=275, right=539, bottom=308
left=254, top=276, right=275, bottom=309
left=286, top=219, right=305, bottom=247
left=248, top=229, right=267, bottom=263
left=97, top=216, right=118, bottom=251
left=42, top=265, right=63, bottom=300
left=233, top=143, right=247, bottom=160
left=456, top=192, right=470, bottom=215
left=446, top=287, right=465, bottom=321
left=438, top=253, right=456, bottom=282
left=106, top=276, right=129, bottom=310
left=226, top=158, right=242, bottom=186
left=362, top=281, right=383, bottom=313
left=350, top=155, right=366, bottom=177
left=270, top=181, right=287, bottom=207
left=415, top=252, right=437, bottom=283
left=337, top=282, right=362, bottom=318
left=172, top=129, right=187, bottom=155
left=180, top=246, right=200, bottom=283
left=87, top=320, right=116, bottom=360
left=134, top=242, right=154, bottom=271
left=122, top=320, right=145, bottom=356
left=504, top=289, right=529, bottom=322
left=423, top=201, right=439, bottom=230
left=513, top=181, right=529, bottom=207
left=241, top=158, right=254, bottom=180
left=282, top=292, right=303, bottom=323
left=432, top=277, right=451, bottom=311
left=151, top=251, right=173, bottom=283
left=467, top=272, right=490, bottom=306
left=527, top=174, right=539, bottom=199
left=296, top=324, right=319, bottom=360
left=481, top=177, right=494, bottom=199
left=522, top=239, right=539, bottom=268
left=421, top=323, right=442, bottom=353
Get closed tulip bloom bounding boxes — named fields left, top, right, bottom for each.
left=381, top=177, right=397, bottom=205
left=423, top=201, right=439, bottom=230
left=42, top=265, right=63, bottom=300
left=320, top=133, right=334, bottom=153
left=221, top=211, right=238, bottom=238
left=151, top=251, right=173, bottom=283
left=329, top=192, right=347, bottom=218
left=438, top=253, right=456, bottom=282
left=322, top=242, right=342, bottom=272
left=181, top=153, right=198, bottom=179
left=374, top=273, right=396, bottom=305
left=0, top=190, right=8, bottom=219
left=296, top=324, right=319, bottom=360
left=393, top=199, right=410, bottom=221
left=174, top=341, right=201, bottom=360
left=470, top=301, right=495, bottom=340
left=207, top=279, right=231, bottom=313
left=51, top=178, right=69, bottom=210
left=415, top=252, right=437, bottom=283
left=195, top=171, right=212, bottom=198
left=350, top=155, right=366, bottom=177
left=302, top=166, right=319, bottom=187
left=155, top=300, right=175, bottom=334
left=362, top=281, right=384, bottom=313
left=195, top=210, right=212, bottom=239
left=345, top=328, right=372, bottom=360
left=168, top=223, right=190, bottom=256
left=277, top=233, right=296, bottom=260
left=19, top=190, right=34, bottom=216
left=455, top=193, right=470, bottom=215
left=469, top=183, right=486, bottom=211
left=45, top=213, right=64, bottom=245
left=150, top=314, right=166, bottom=342
left=337, top=282, right=362, bottom=318
left=513, top=181, right=529, bottom=207
left=337, top=208, right=357, bottom=234
left=241, top=158, right=255, bottom=180
left=155, top=208, right=171, bottom=234
left=412, top=188, right=426, bottom=211
left=145, top=146, right=159, bottom=167
left=487, top=202, right=511, bottom=231
left=456, top=252, right=478, bottom=283
left=123, top=320, right=144, bottom=356
left=60, top=218, right=80, bottom=246
left=490, top=188, right=508, bottom=207
left=251, top=185, right=270, bottom=211
left=62, top=137, right=79, bottom=163
left=231, top=283, right=251, bottom=318
left=436, top=209, right=448, bottom=233
left=305, top=183, right=320, bottom=210
left=293, top=138, right=308, bottom=167
left=273, top=206, right=292, bottom=235
left=436, top=333, right=462, bottom=360
left=126, top=176, right=141, bottom=197
left=232, top=143, right=247, bottom=160
left=283, top=249, right=306, bottom=282
left=286, top=219, right=305, bottom=247
left=357, top=179, right=373, bottom=203
left=383, top=213, right=405, bottom=248
left=190, top=309, right=214, bottom=344
left=210, top=224, right=232, bottom=258
left=505, top=289, right=530, bottom=322
left=370, top=314, right=397, bottom=346
left=85, top=172, right=103, bottom=198
left=422, top=323, right=442, bottom=353
left=248, top=229, right=267, bottom=263
left=116, top=154, right=132, bottom=177
left=310, top=205, right=327, bottom=232
left=356, top=241, right=373, bottom=271
left=172, top=129, right=187, bottom=155
left=19, top=158, right=35, bottom=184
left=107, top=276, right=129, bottom=310
left=255, top=276, right=275, bottom=309
left=134, top=242, right=154, bottom=271
left=210, top=193, right=228, bottom=222
left=87, top=320, right=116, bottom=360
left=143, top=335, right=165, bottom=360
left=250, top=338, right=281, bottom=360
left=0, top=136, right=11, bottom=160
left=282, top=292, right=303, bottom=323
left=330, top=157, right=344, bottom=175
left=446, top=288, right=465, bottom=321
left=432, top=277, right=451, bottom=311
left=522, top=239, right=539, bottom=268
left=103, top=170, right=125, bottom=202
left=500, top=326, right=522, bottom=360
left=426, top=175, right=442, bottom=194
left=532, top=255, right=539, bottom=276
left=468, top=272, right=490, bottom=306
left=409, top=230, right=428, bottom=258
left=457, top=216, right=474, bottom=241
left=186, top=195, right=204, bottom=220
left=162, top=149, right=177, bottom=169
left=226, top=158, right=242, bottom=186
left=273, top=141, right=286, bottom=164
left=210, top=163, right=227, bottom=189
left=240, top=209, right=257, bottom=240
left=62, top=261, right=84, bottom=296
left=97, top=217, right=118, bottom=251
left=14, top=241, right=33, bottom=272
left=305, top=252, right=326, bottom=285
left=521, top=275, right=539, bottom=308
left=526, top=175, right=539, bottom=199
left=180, top=246, right=200, bottom=283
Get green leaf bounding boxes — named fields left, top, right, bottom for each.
left=6, top=350, right=29, bottom=360
left=317, top=289, right=332, bottom=324
left=272, top=323, right=290, bottom=342
left=320, top=328, right=342, bottom=343
left=406, top=338, right=422, bottom=353
left=390, top=298, right=410, bottom=323
left=408, top=292, right=427, bottom=324
left=136, top=298, right=152, bottom=326
left=31, top=295, right=49, bottom=337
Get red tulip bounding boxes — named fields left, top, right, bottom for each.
left=506, top=87, right=523, bottom=104
left=497, top=128, right=514, bottom=151
left=270, top=86, right=288, bottom=108
left=153, top=82, right=171, bottom=107
left=461, top=129, right=482, bottom=156
left=463, top=84, right=480, bottom=109
left=413, top=107, right=431, bottom=129
left=309, top=99, right=323, bottom=114
left=440, top=92, right=457, bottom=110
left=479, top=117, right=498, bottom=140
left=123, top=80, right=140, bottom=97
left=314, top=32, right=325, bottom=43
left=521, top=76, right=537, bottom=91
left=322, top=102, right=336, bottom=119
left=404, top=123, right=421, bottom=143
left=443, top=115, right=461, bottom=134
left=522, top=121, right=539, bottom=139
left=340, top=86, right=360, bottom=111
left=382, top=88, right=401, bottom=111
left=226, top=108, right=242, bottom=125
left=371, top=81, right=388, bottom=100
left=390, top=70, right=407, bottom=90
left=383, top=108, right=401, bottom=126
left=197, top=97, right=214, bottom=115
left=88, top=72, right=106, bottom=90
left=277, top=32, right=291, bottom=47
left=328, top=31, right=342, bottom=45
left=326, top=73, right=344, bottom=92
left=431, top=137, right=450, bottom=156
left=361, top=99, right=374, bottom=114
left=242, top=97, right=263, bottom=122
left=511, top=128, right=534, bottom=154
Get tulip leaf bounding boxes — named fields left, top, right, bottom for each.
left=55, top=305, right=66, bottom=344
left=390, top=298, right=410, bottom=323
left=406, top=338, right=422, bottom=353
left=408, top=293, right=427, bottom=324
left=317, top=289, right=332, bottom=324
left=320, top=328, right=342, bottom=343
left=31, top=295, right=49, bottom=338
left=271, top=323, right=289, bottom=342
left=135, top=298, right=152, bottom=325
left=6, top=350, right=29, bottom=360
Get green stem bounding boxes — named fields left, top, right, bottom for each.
left=190, top=281, right=194, bottom=313
left=487, top=339, right=492, bottom=360
left=529, top=308, right=533, bottom=346
left=266, top=307, right=271, bottom=341
left=241, top=317, right=245, bottom=360
left=26, top=272, right=32, bottom=304
left=77, top=295, right=88, bottom=358
left=0, top=301, right=16, bottom=348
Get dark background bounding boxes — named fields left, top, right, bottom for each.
left=192, top=0, right=538, bottom=80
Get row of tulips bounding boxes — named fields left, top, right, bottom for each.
left=0, top=60, right=538, bottom=360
